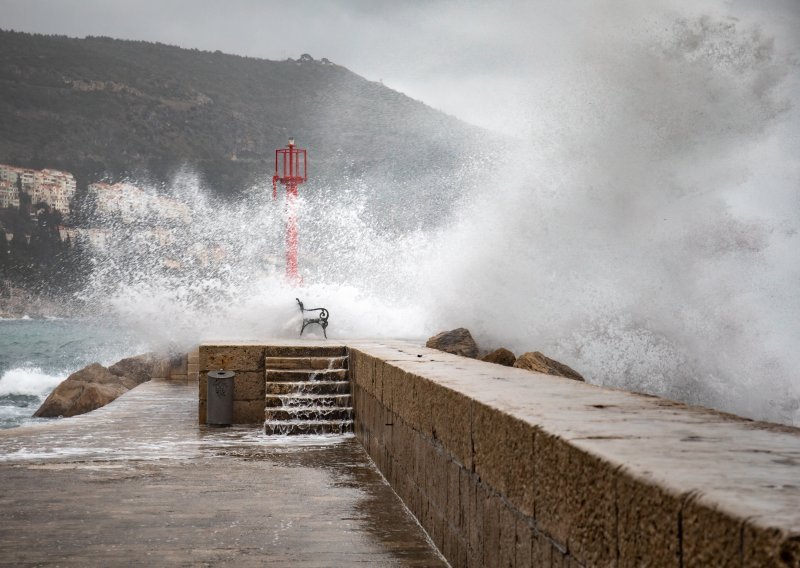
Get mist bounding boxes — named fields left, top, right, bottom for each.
left=61, top=3, right=800, bottom=426
left=421, top=6, right=800, bottom=424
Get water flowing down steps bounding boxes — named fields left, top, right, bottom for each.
left=263, top=346, right=353, bottom=435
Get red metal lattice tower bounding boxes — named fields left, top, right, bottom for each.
left=272, top=138, right=307, bottom=284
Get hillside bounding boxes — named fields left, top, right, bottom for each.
left=0, top=30, right=486, bottom=207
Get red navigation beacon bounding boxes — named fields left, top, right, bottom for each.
left=272, top=138, right=307, bottom=284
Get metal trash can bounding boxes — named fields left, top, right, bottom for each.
left=206, top=370, right=235, bottom=426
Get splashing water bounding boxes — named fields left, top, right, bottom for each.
left=0, top=318, right=149, bottom=428
left=0, top=367, right=63, bottom=428
left=75, top=8, right=799, bottom=425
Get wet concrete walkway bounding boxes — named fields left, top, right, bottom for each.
left=0, top=380, right=447, bottom=567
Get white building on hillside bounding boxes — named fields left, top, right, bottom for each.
left=89, top=182, right=190, bottom=224
left=33, top=169, right=77, bottom=215
left=0, top=164, right=76, bottom=216
left=89, top=182, right=150, bottom=223
left=0, top=180, right=20, bottom=209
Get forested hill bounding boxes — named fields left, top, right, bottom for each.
left=0, top=29, right=485, bottom=196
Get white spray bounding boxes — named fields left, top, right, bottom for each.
left=78, top=6, right=799, bottom=425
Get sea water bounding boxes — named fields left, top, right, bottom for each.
left=0, top=318, right=146, bottom=429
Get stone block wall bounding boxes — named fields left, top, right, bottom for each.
left=349, top=343, right=800, bottom=568
left=152, top=353, right=188, bottom=381
left=198, top=344, right=266, bottom=424
left=188, top=347, right=199, bottom=381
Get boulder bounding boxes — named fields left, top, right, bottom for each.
left=108, top=353, right=158, bottom=389
left=33, top=353, right=161, bottom=418
left=68, top=381, right=129, bottom=416
left=34, top=363, right=129, bottom=418
left=513, top=351, right=585, bottom=382
left=481, top=348, right=517, bottom=367
left=426, top=328, right=479, bottom=358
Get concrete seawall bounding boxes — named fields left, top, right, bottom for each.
left=347, top=341, right=800, bottom=567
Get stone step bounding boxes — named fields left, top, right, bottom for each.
left=264, top=356, right=348, bottom=371
left=265, top=394, right=352, bottom=408
left=264, top=420, right=354, bottom=436
left=263, top=345, right=347, bottom=358
left=262, top=348, right=353, bottom=436
left=265, top=381, right=351, bottom=395
left=264, top=407, right=354, bottom=422
left=265, top=369, right=348, bottom=382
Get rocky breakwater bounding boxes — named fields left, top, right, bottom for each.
left=34, top=354, right=161, bottom=418
left=426, top=327, right=585, bottom=381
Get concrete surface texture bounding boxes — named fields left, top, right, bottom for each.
left=347, top=341, right=800, bottom=567
left=0, top=379, right=447, bottom=567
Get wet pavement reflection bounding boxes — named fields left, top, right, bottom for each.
left=0, top=380, right=447, bottom=567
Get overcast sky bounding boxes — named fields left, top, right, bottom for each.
left=1, top=0, right=798, bottom=135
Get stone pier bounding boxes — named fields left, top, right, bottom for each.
left=0, top=378, right=447, bottom=566
left=197, top=340, right=800, bottom=567
left=2, top=339, right=798, bottom=567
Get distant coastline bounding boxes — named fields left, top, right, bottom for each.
left=0, top=284, right=78, bottom=319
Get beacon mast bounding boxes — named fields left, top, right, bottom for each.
left=272, top=138, right=307, bottom=284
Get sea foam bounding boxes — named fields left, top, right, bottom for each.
left=0, top=367, right=64, bottom=397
